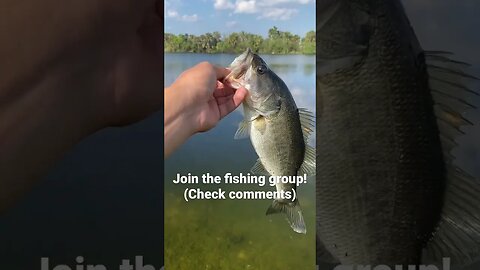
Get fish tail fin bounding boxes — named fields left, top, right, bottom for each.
left=266, top=200, right=306, bottom=234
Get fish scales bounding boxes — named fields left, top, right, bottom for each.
left=249, top=82, right=304, bottom=178
left=317, top=0, right=445, bottom=265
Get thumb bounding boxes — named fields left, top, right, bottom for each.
left=232, top=87, right=248, bottom=108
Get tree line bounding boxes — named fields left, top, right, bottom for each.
left=164, top=27, right=315, bottom=55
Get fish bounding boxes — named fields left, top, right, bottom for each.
left=316, top=0, right=480, bottom=267
left=226, top=48, right=316, bottom=234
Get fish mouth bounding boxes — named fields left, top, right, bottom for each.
left=225, top=48, right=254, bottom=89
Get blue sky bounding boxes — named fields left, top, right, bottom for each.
left=164, top=0, right=316, bottom=37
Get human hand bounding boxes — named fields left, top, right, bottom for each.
left=96, top=0, right=165, bottom=126
left=164, top=62, right=248, bottom=156
left=168, top=62, right=248, bottom=132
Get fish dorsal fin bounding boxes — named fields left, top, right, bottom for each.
left=250, top=159, right=270, bottom=176
left=298, top=108, right=315, bottom=142
left=423, top=51, right=480, bottom=266
left=299, top=145, right=316, bottom=176
left=234, top=120, right=250, bottom=140
left=298, top=108, right=316, bottom=176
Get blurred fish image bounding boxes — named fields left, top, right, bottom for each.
left=226, top=48, right=316, bottom=234
left=316, top=0, right=480, bottom=266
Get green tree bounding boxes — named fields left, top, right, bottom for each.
left=301, top=30, right=316, bottom=54
left=163, top=27, right=315, bottom=55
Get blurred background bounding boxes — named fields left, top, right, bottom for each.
left=0, top=0, right=478, bottom=270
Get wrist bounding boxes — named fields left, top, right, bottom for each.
left=165, top=85, right=198, bottom=134
left=164, top=85, right=198, bottom=157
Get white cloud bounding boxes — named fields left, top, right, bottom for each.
left=235, top=0, right=258, bottom=13
left=166, top=8, right=199, bottom=22
left=213, top=0, right=309, bottom=20
left=226, top=21, right=239, bottom=28
left=181, top=14, right=199, bottom=22
left=166, top=10, right=179, bottom=18
left=257, top=0, right=312, bottom=7
left=214, top=0, right=235, bottom=9
left=165, top=0, right=199, bottom=22
left=258, top=8, right=298, bottom=20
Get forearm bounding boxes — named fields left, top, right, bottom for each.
left=164, top=86, right=196, bottom=157
left=0, top=0, right=108, bottom=210
left=0, top=54, right=107, bottom=212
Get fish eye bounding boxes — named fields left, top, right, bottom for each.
left=256, top=65, right=267, bottom=75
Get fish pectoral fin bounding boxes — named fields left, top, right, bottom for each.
left=266, top=200, right=306, bottom=234
left=299, top=145, right=316, bottom=176
left=234, top=120, right=250, bottom=140
left=250, top=159, right=270, bottom=176
left=298, top=108, right=315, bottom=142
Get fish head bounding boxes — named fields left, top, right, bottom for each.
left=226, top=48, right=277, bottom=102
left=316, top=0, right=372, bottom=62
left=316, top=0, right=421, bottom=75
left=227, top=48, right=254, bottom=84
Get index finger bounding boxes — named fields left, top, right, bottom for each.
left=213, top=65, right=231, bottom=80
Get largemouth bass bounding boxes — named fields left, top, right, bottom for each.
left=226, top=49, right=315, bottom=234
left=316, top=0, right=480, bottom=266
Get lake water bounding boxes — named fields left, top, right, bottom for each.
left=164, top=53, right=317, bottom=269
